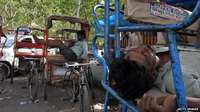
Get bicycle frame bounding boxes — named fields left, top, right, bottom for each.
left=92, top=0, right=200, bottom=112
left=11, top=26, right=45, bottom=84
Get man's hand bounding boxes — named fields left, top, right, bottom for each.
left=138, top=94, right=177, bottom=112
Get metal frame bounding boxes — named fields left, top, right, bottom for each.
left=43, top=15, right=92, bottom=112
left=11, top=26, right=45, bottom=84
left=92, top=0, right=200, bottom=112
left=43, top=15, right=90, bottom=83
left=10, top=26, right=45, bottom=101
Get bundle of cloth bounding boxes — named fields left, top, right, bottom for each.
left=124, top=0, right=199, bottom=31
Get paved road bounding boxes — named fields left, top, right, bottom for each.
left=0, top=76, right=83, bottom=112
left=0, top=65, right=109, bottom=112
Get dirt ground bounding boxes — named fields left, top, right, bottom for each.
left=0, top=73, right=113, bottom=112
left=0, top=64, right=120, bottom=112
left=0, top=76, right=83, bottom=112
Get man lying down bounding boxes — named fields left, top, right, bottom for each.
left=110, top=45, right=200, bottom=112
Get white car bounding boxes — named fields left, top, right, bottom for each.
left=0, top=34, right=15, bottom=78
left=0, top=34, right=45, bottom=77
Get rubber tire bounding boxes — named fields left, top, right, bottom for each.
left=80, top=85, right=92, bottom=112
left=0, top=62, right=10, bottom=81
left=28, top=68, right=39, bottom=101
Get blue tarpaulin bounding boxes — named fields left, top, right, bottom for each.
left=166, top=0, right=197, bottom=10
left=98, top=13, right=135, bottom=27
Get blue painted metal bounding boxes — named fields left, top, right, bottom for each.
left=102, top=82, right=139, bottom=112
left=121, top=104, right=128, bottom=112
left=115, top=0, right=120, bottom=58
left=118, top=0, right=200, bottom=32
left=104, top=0, right=110, bottom=61
left=167, top=31, right=188, bottom=111
left=98, top=13, right=135, bottom=27
left=104, top=1, right=110, bottom=111
left=92, top=35, right=109, bottom=84
left=92, top=0, right=200, bottom=112
left=92, top=4, right=136, bottom=36
left=92, top=4, right=104, bottom=34
left=92, top=35, right=110, bottom=112
left=92, top=2, right=138, bottom=112
left=166, top=0, right=197, bottom=10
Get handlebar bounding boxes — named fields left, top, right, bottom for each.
left=65, top=60, right=97, bottom=68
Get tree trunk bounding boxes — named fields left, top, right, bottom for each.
left=76, top=0, right=82, bottom=18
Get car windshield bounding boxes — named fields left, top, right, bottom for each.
left=0, top=34, right=15, bottom=48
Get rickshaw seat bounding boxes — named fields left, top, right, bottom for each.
left=46, top=54, right=66, bottom=64
left=46, top=54, right=88, bottom=65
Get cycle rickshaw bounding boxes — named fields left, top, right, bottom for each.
left=92, top=0, right=200, bottom=112
left=11, top=26, right=45, bottom=101
left=43, top=15, right=94, bottom=112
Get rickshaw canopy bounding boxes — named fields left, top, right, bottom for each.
left=46, top=15, right=90, bottom=30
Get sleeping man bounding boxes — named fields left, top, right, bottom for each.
left=110, top=45, right=200, bottom=111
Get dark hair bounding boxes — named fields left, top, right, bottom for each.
left=110, top=58, right=155, bottom=101
left=77, top=30, right=86, bottom=41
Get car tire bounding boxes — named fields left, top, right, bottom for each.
left=0, top=62, right=11, bottom=81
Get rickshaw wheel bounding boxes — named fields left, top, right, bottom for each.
left=28, top=67, right=39, bottom=101
left=79, top=67, right=94, bottom=112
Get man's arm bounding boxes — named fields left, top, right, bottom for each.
left=138, top=94, right=200, bottom=112
left=187, top=97, right=200, bottom=109
left=138, top=94, right=177, bottom=112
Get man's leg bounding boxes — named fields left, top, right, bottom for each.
left=59, top=45, right=77, bottom=61
left=33, top=34, right=63, bottom=47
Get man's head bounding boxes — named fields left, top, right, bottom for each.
left=125, top=45, right=160, bottom=76
left=110, top=46, right=159, bottom=100
left=77, top=30, right=86, bottom=41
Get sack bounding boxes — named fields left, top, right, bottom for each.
left=124, top=0, right=199, bottom=31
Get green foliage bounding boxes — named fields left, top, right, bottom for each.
left=0, top=0, right=117, bottom=48
left=0, top=0, right=99, bottom=31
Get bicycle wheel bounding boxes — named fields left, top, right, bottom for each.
left=28, top=68, right=39, bottom=101
left=80, top=85, right=93, bottom=112
left=43, top=64, right=48, bottom=100
left=79, top=68, right=94, bottom=112
left=86, top=66, right=95, bottom=99
left=62, top=68, right=80, bottom=102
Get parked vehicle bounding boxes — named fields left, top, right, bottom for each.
left=0, top=27, right=45, bottom=77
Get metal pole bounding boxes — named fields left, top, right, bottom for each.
left=115, top=0, right=120, bottom=58
left=103, top=1, right=110, bottom=111
left=167, top=30, right=188, bottom=111
left=104, top=0, right=110, bottom=61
